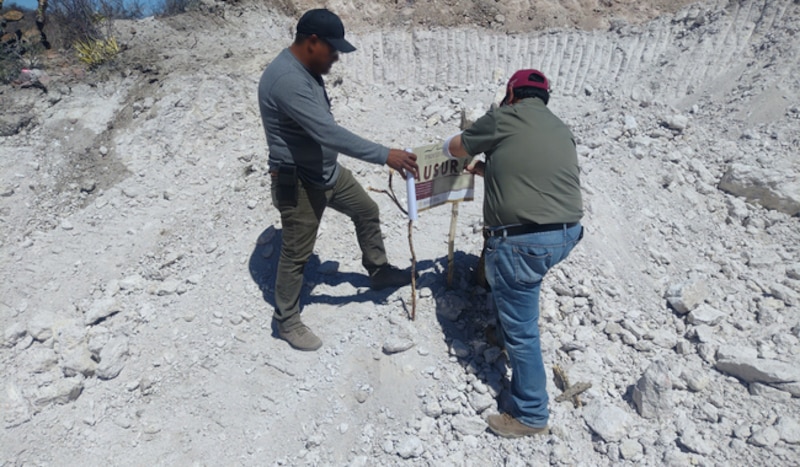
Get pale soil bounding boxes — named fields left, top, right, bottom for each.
left=1, top=0, right=799, bottom=465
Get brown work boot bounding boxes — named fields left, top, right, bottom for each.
left=277, top=320, right=322, bottom=351
left=487, top=413, right=550, bottom=438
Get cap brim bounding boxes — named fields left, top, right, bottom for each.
left=326, top=37, right=356, bottom=53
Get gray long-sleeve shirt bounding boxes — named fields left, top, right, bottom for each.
left=258, top=48, right=389, bottom=189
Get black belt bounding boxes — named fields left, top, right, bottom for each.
left=484, top=222, right=579, bottom=237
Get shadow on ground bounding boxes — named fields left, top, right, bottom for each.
left=428, top=250, right=516, bottom=414
left=249, top=226, right=438, bottom=334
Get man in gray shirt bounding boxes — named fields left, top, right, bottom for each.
left=258, top=9, right=419, bottom=351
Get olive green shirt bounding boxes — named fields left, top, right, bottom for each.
left=461, top=98, right=583, bottom=227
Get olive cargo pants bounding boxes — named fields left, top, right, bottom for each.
left=270, top=167, right=388, bottom=327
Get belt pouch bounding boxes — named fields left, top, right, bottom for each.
left=276, top=164, right=298, bottom=208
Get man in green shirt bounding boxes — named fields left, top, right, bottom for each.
left=445, top=69, right=584, bottom=437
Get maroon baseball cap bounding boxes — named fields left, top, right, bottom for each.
left=297, top=9, right=356, bottom=53
left=507, top=69, right=550, bottom=91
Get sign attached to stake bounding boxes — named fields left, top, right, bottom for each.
left=408, top=143, right=474, bottom=212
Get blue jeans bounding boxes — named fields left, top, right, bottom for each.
left=485, top=223, right=583, bottom=428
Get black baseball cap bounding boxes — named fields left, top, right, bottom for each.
left=296, top=9, right=356, bottom=53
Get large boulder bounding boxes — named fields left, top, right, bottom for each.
left=719, top=164, right=800, bottom=216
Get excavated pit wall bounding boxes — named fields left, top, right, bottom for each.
left=337, top=0, right=796, bottom=108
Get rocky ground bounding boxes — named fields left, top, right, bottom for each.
left=1, top=0, right=799, bottom=465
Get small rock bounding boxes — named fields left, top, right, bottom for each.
left=664, top=114, right=689, bottom=132
left=772, top=381, right=800, bottom=397
left=733, top=424, right=752, bottom=439
left=119, top=275, right=145, bottom=291
left=441, top=400, right=462, bottom=415
left=775, top=417, right=800, bottom=444
left=693, top=325, right=718, bottom=344
left=96, top=337, right=129, bottom=380
left=633, top=360, right=673, bottom=419
left=383, top=336, right=414, bottom=354
left=619, top=439, right=643, bottom=460
left=28, top=312, right=56, bottom=342
left=584, top=404, right=631, bottom=442
left=769, top=283, right=798, bottom=306
left=450, top=415, right=486, bottom=436
left=60, top=345, right=97, bottom=377
left=681, top=368, right=710, bottom=392
left=80, top=179, right=97, bottom=193
left=382, top=440, right=394, bottom=454
left=749, top=382, right=791, bottom=401
left=678, top=432, right=714, bottom=455
left=469, top=392, right=494, bottom=414
left=84, top=298, right=122, bottom=325
left=483, top=347, right=502, bottom=363
left=748, top=427, right=780, bottom=447
left=623, top=115, right=638, bottom=133
left=153, top=280, right=181, bottom=296
left=186, top=274, right=202, bottom=285
left=650, top=329, right=678, bottom=349
left=113, top=415, right=133, bottom=429
left=143, top=423, right=162, bottom=435
left=716, top=345, right=758, bottom=361
left=121, top=186, right=140, bottom=198
left=32, top=377, right=84, bottom=410
left=450, top=339, right=470, bottom=358
left=425, top=115, right=441, bottom=127
left=665, top=278, right=708, bottom=314
left=396, top=436, right=424, bottom=459
left=436, top=294, right=467, bottom=321
left=30, top=348, right=58, bottom=373
left=687, top=304, right=725, bottom=326
left=354, top=389, right=369, bottom=404
left=715, top=356, right=800, bottom=384
left=4, top=323, right=27, bottom=347
left=3, top=384, right=31, bottom=428
left=423, top=400, right=442, bottom=418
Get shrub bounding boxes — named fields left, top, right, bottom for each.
left=73, top=35, right=118, bottom=67
left=48, top=0, right=142, bottom=68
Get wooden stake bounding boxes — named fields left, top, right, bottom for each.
left=408, top=220, right=417, bottom=320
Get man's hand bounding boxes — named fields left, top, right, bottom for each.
left=386, top=149, right=419, bottom=179
left=466, top=160, right=485, bottom=177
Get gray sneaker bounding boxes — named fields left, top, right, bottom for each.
left=278, top=321, right=322, bottom=351
left=369, top=264, right=412, bottom=290
left=487, top=413, right=549, bottom=438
